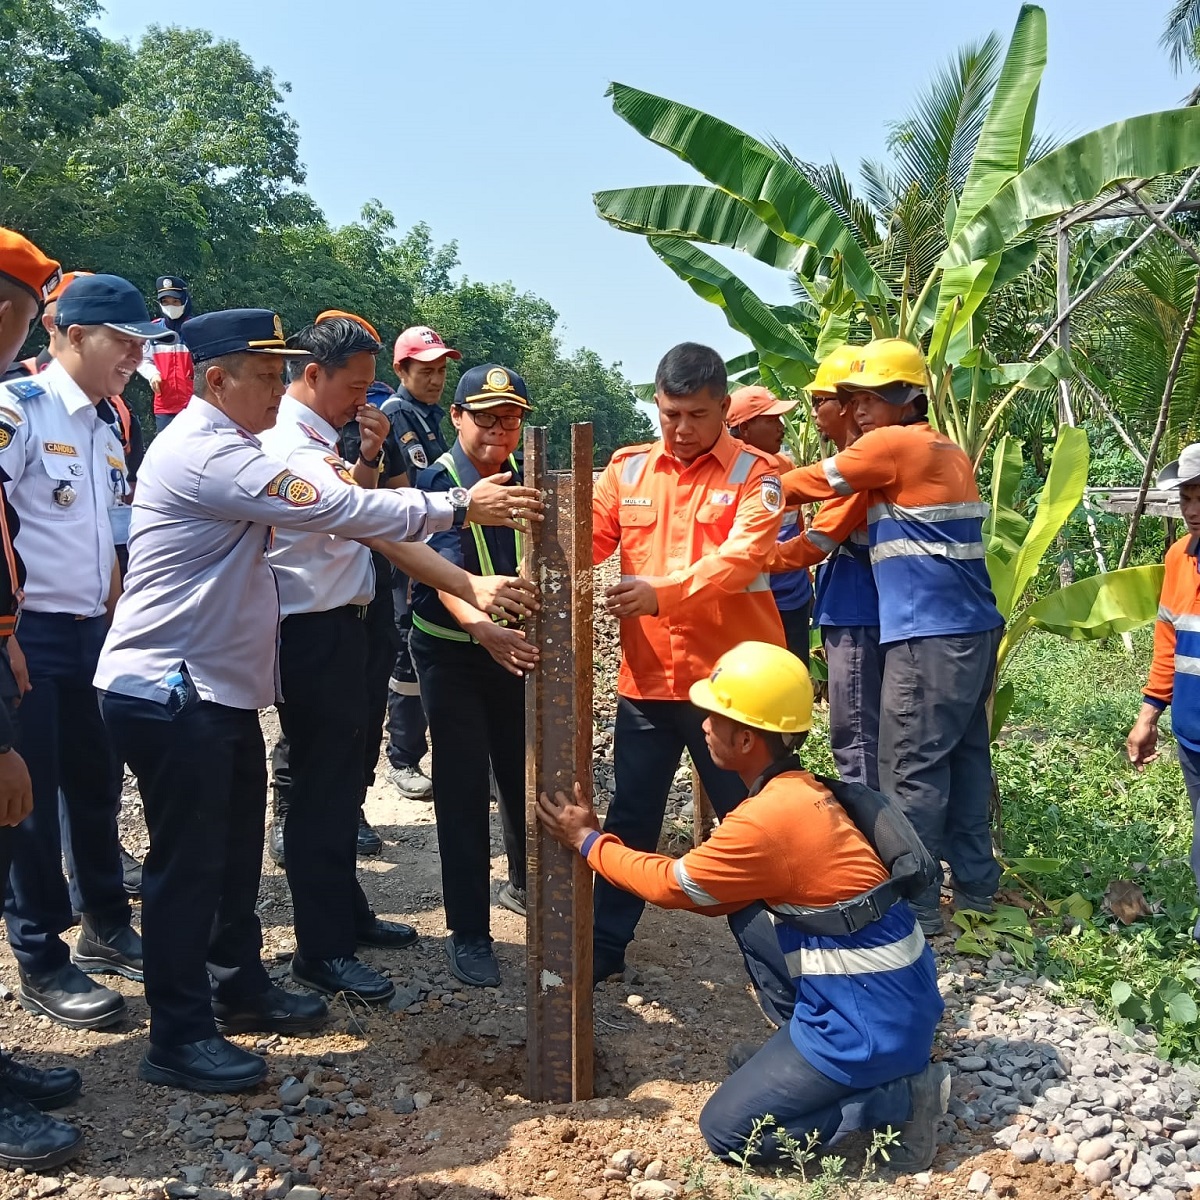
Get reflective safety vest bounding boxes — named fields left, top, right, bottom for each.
left=410, top=451, right=521, bottom=643
left=1144, top=534, right=1200, bottom=751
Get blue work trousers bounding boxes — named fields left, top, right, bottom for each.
left=824, top=624, right=883, bottom=791
left=699, top=1027, right=915, bottom=1164
left=1178, top=743, right=1200, bottom=941
left=5, top=612, right=128, bottom=973
left=879, top=628, right=1003, bottom=910
left=596, top=696, right=794, bottom=1027
left=101, top=690, right=270, bottom=1047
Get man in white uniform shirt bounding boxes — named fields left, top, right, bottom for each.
left=0, top=274, right=172, bottom=1031
left=95, top=308, right=540, bottom=1093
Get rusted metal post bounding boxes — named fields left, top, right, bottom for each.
left=523, top=423, right=594, bottom=1103
left=691, top=765, right=716, bottom=848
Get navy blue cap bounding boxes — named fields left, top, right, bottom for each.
left=454, top=363, right=532, bottom=411
left=54, top=274, right=173, bottom=339
left=184, top=309, right=307, bottom=364
left=156, top=275, right=188, bottom=298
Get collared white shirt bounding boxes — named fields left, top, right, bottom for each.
left=95, top=396, right=455, bottom=710
left=259, top=394, right=375, bottom=617
left=0, top=359, right=125, bottom=616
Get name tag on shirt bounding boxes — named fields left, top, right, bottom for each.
left=621, top=497, right=652, bottom=507
left=43, top=441, right=77, bottom=456
left=708, top=490, right=735, bottom=506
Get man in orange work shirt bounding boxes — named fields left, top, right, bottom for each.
left=591, top=342, right=791, bottom=1009
left=778, top=339, right=1004, bottom=936
left=1127, top=444, right=1200, bottom=941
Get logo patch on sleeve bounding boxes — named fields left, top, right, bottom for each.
left=408, top=446, right=428, bottom=470
left=324, top=455, right=357, bottom=486
left=760, top=474, right=783, bottom=514
left=0, top=424, right=14, bottom=451
left=266, top=471, right=320, bottom=507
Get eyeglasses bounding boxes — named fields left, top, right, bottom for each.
left=467, top=409, right=525, bottom=431
left=810, top=395, right=836, bottom=412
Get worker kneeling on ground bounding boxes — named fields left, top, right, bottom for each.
left=537, top=641, right=948, bottom=1169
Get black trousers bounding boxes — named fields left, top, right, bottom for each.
left=410, top=629, right=525, bottom=938
left=275, top=607, right=371, bottom=960
left=101, top=690, right=270, bottom=1047
left=6, top=612, right=128, bottom=974
left=779, top=600, right=813, bottom=665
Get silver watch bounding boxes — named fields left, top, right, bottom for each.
left=448, top=486, right=470, bottom=528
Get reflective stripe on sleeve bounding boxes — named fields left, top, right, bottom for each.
left=867, top=500, right=990, bottom=524
left=822, top=458, right=854, bottom=496
left=673, top=860, right=722, bottom=906
left=744, top=573, right=772, bottom=592
left=807, top=529, right=839, bottom=554
left=782, top=924, right=926, bottom=976
left=1174, top=613, right=1200, bottom=633
left=870, top=539, right=985, bottom=563
left=1159, top=605, right=1178, bottom=625
left=727, top=449, right=758, bottom=486
left=1176, top=653, right=1200, bottom=677
left=621, top=452, right=649, bottom=486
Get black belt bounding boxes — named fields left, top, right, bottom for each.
left=770, top=880, right=905, bottom=937
left=344, top=603, right=369, bottom=621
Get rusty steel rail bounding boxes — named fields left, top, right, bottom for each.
left=691, top=764, right=716, bottom=848
left=523, top=423, right=594, bottom=1103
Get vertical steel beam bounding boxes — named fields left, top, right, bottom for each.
left=691, top=765, right=716, bottom=848
left=523, top=424, right=594, bottom=1103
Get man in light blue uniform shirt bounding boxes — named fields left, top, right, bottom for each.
left=95, top=309, right=542, bottom=1094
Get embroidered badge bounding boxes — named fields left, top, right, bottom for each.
left=43, top=441, right=77, bottom=456
left=708, top=489, right=735, bottom=506
left=6, top=381, right=42, bottom=402
left=324, top=455, right=357, bottom=486
left=760, top=474, right=783, bottom=514
left=0, top=424, right=14, bottom=451
left=401, top=431, right=418, bottom=444
left=408, top=446, right=428, bottom=470
left=67, top=463, right=84, bottom=477
left=266, top=471, right=320, bottom=507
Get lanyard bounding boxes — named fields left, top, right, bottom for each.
left=439, top=454, right=523, bottom=574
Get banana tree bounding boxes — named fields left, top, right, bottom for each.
left=594, top=4, right=1200, bottom=463
left=984, top=427, right=1164, bottom=735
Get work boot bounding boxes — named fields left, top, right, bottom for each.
left=951, top=887, right=995, bottom=915
left=592, top=952, right=627, bottom=989
left=356, top=811, right=382, bottom=857
left=267, top=795, right=286, bottom=868
left=139, top=1037, right=266, bottom=1094
left=0, top=1052, right=81, bottom=1111
left=496, top=881, right=526, bottom=917
left=291, top=955, right=395, bottom=1004
left=884, top=1061, right=951, bottom=1173
left=445, top=934, right=500, bottom=988
left=387, top=763, right=433, bottom=801
left=71, top=916, right=144, bottom=982
left=19, top=964, right=126, bottom=1030
left=0, top=1085, right=83, bottom=1170
left=911, top=903, right=946, bottom=939
left=119, top=845, right=143, bottom=897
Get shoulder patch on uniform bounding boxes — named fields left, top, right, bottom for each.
left=401, top=431, right=418, bottom=444
left=0, top=411, right=18, bottom=450
left=760, top=474, right=783, bottom=514
left=408, top=446, right=428, bottom=470
left=5, top=380, right=43, bottom=403
left=266, top=471, right=320, bottom=507
left=42, top=441, right=77, bottom=456
left=324, top=455, right=357, bottom=486
left=298, top=422, right=331, bottom=447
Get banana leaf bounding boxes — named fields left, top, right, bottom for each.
left=989, top=425, right=1088, bottom=618
left=606, top=82, right=893, bottom=306
left=647, top=236, right=815, bottom=387
left=985, top=434, right=1028, bottom=564
left=944, top=107, right=1200, bottom=266
left=999, top=563, right=1166, bottom=674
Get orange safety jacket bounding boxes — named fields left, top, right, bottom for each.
left=1144, top=534, right=1200, bottom=752
left=593, top=429, right=785, bottom=700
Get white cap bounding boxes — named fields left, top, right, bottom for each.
left=1157, top=443, right=1200, bottom=489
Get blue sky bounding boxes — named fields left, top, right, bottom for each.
left=97, top=0, right=1191, bottom=387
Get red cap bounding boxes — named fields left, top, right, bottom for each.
left=393, top=325, right=461, bottom=368
left=0, top=227, right=61, bottom=305
left=727, top=385, right=798, bottom=427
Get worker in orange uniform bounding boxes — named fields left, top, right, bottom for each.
left=769, top=345, right=881, bottom=788
left=592, top=343, right=791, bottom=1013
left=537, top=642, right=947, bottom=1171
left=778, top=339, right=1004, bottom=936
left=725, top=385, right=812, bottom=662
left=1127, top=444, right=1200, bottom=941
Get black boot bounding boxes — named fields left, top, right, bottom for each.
left=268, top=789, right=287, bottom=868
left=119, top=846, right=143, bottom=897
left=0, top=1084, right=83, bottom=1170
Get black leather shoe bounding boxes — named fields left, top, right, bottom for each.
left=267, top=809, right=286, bottom=868
left=139, top=1037, right=267, bottom=1094
left=0, top=1085, right=83, bottom=1170
left=19, top=964, right=126, bottom=1030
left=356, top=812, right=383, bottom=857
left=592, top=952, right=627, bottom=989
left=72, top=916, right=143, bottom=982
left=119, top=846, right=143, bottom=897
left=213, top=984, right=329, bottom=1035
left=0, top=1053, right=81, bottom=1111
left=291, top=955, right=395, bottom=1004
left=356, top=915, right=419, bottom=949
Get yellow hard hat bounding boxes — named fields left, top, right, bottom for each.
left=805, top=343, right=858, bottom=396
left=839, top=338, right=929, bottom=393
left=689, top=641, right=813, bottom=734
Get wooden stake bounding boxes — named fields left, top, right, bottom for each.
left=523, top=424, right=594, bottom=1103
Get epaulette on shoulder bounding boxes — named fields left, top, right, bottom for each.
left=0, top=380, right=43, bottom=406
left=611, top=442, right=655, bottom=461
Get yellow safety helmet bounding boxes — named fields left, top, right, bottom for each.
left=805, top=343, right=858, bottom=396
left=839, top=337, right=929, bottom=395
left=689, top=641, right=813, bottom=734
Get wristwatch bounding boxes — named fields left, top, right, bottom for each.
left=448, top=486, right=470, bottom=529
left=358, top=448, right=382, bottom=470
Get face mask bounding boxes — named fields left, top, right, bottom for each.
left=160, top=302, right=185, bottom=319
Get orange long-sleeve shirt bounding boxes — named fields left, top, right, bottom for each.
left=770, top=492, right=871, bottom=572
left=593, top=430, right=785, bottom=700
left=1144, top=534, right=1200, bottom=751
